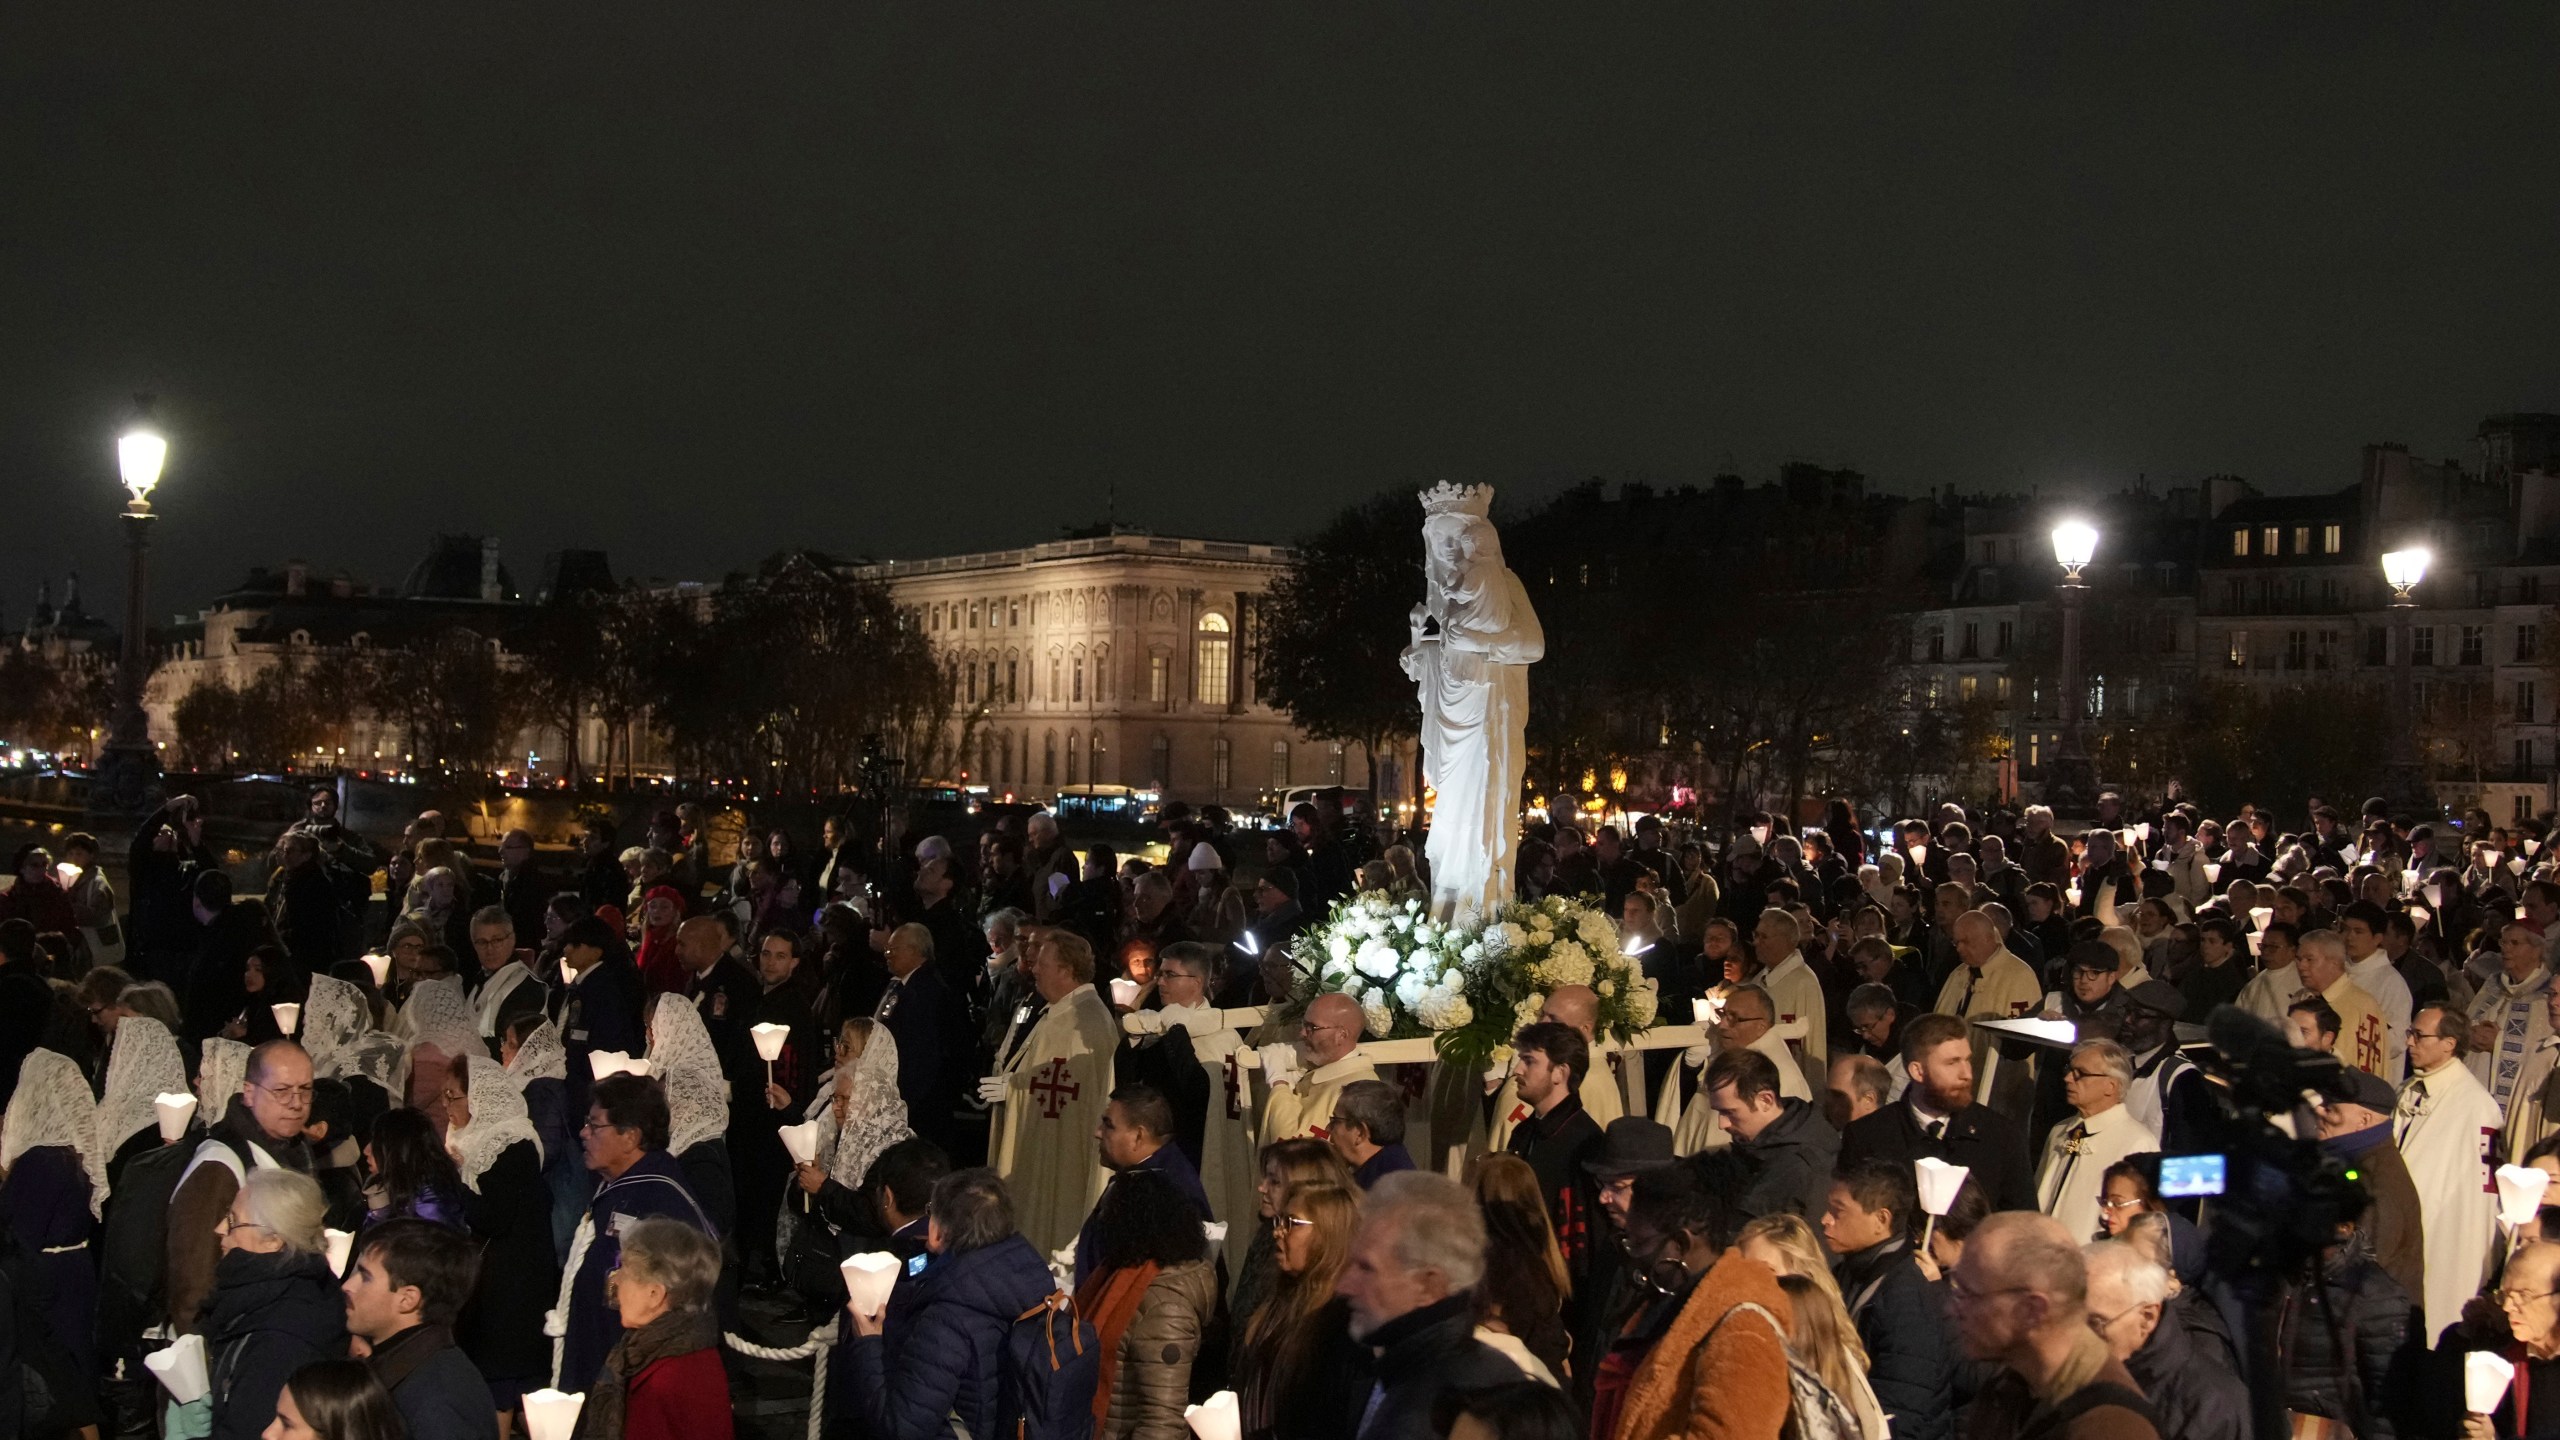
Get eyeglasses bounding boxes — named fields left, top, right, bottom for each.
left=580, top=1120, right=627, bottom=1136
left=2086, top=1304, right=2146, bottom=1333
left=1944, top=1275, right=2033, bottom=1306
left=255, top=1081, right=315, bottom=1104
left=2097, top=1195, right=2148, bottom=1211
left=217, top=1215, right=272, bottom=1238
left=2063, top=1068, right=2113, bottom=1083
left=1271, top=1215, right=1314, bottom=1233
left=2497, top=1287, right=2556, bottom=1307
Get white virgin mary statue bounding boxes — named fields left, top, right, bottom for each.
left=1401, top=482, right=1544, bottom=923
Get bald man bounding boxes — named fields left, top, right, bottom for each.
left=1489, top=984, right=1626, bottom=1150
left=1260, top=991, right=1380, bottom=1145
left=1954, top=1213, right=2159, bottom=1440
left=1754, top=908, right=1830, bottom=1066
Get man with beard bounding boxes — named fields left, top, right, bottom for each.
left=1839, top=1011, right=2035, bottom=1212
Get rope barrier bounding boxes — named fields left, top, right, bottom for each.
left=723, top=1318, right=839, bottom=1440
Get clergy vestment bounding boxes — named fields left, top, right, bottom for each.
left=2349, top=951, right=2416, bottom=1079
left=990, top=984, right=1118, bottom=1259
left=1761, top=951, right=1832, bottom=1065
left=1663, top=1028, right=1813, bottom=1157
left=2236, top=963, right=2304, bottom=1029
left=1488, top=1045, right=1624, bottom=1152
left=2398, top=1056, right=2504, bottom=1342
left=1143, top=1003, right=1263, bottom=1275
left=2319, top=976, right=2391, bottom=1079
left=1932, top=950, right=2042, bottom=1026
left=2468, top=970, right=2556, bottom=1116
left=2034, top=1103, right=2158, bottom=1243
left=2502, top=1034, right=2560, bottom=1165
left=1258, top=1052, right=1380, bottom=1146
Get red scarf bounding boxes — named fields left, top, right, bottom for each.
left=635, top=885, right=688, bottom=994
left=1074, top=1261, right=1161, bottom=1428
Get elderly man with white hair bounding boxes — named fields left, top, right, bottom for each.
left=1334, top=1172, right=1523, bottom=1439
left=1753, top=907, right=1830, bottom=1068
left=2084, top=1240, right=2247, bottom=1440
left=2033, top=1039, right=2157, bottom=1243
left=1933, top=910, right=2041, bottom=1027
left=1259, top=991, right=1379, bottom=1146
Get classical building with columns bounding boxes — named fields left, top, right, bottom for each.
left=850, top=530, right=1354, bottom=810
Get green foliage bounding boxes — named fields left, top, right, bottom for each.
left=1254, top=488, right=1425, bottom=789
left=0, top=647, right=107, bottom=755
left=2170, top=680, right=2387, bottom=816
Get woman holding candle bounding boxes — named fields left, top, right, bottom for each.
left=787, top=1018, right=913, bottom=1288
left=578, top=1216, right=732, bottom=1440
left=446, top=1053, right=560, bottom=1433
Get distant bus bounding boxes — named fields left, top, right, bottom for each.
left=1053, top=784, right=1161, bottom=834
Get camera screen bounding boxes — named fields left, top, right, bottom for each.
left=2159, top=1153, right=2227, bottom=1198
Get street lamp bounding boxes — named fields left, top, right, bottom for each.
left=2381, top=546, right=2433, bottom=815
left=2046, top=520, right=2100, bottom=815
left=93, top=395, right=167, bottom=816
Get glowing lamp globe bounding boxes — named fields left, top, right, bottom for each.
left=2381, top=547, right=2431, bottom=594
left=118, top=425, right=167, bottom=502
left=2050, top=521, right=2098, bottom=575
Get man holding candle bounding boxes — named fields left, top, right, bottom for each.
left=736, top=926, right=823, bottom=1289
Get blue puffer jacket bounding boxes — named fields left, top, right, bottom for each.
left=842, top=1234, right=1058, bottom=1440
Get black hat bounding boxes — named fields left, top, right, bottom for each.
left=2125, top=979, right=2184, bottom=1017
left=1582, top=1117, right=1677, bottom=1179
left=2067, top=940, right=2122, bottom=974
left=2340, top=1069, right=2399, bottom=1115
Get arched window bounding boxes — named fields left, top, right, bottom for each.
left=1195, top=613, right=1231, bottom=705
left=1044, top=731, right=1058, bottom=787
left=1088, top=731, right=1105, bottom=784
left=1066, top=729, right=1082, bottom=784
left=1150, top=734, right=1172, bottom=788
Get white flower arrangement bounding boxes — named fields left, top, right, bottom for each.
left=1289, top=888, right=1656, bottom=1061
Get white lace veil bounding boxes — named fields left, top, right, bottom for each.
left=448, top=1053, right=542, bottom=1191
left=505, top=1019, right=569, bottom=1084
left=97, top=1017, right=186, bottom=1160
left=302, top=974, right=369, bottom=1078
left=645, top=996, right=729, bottom=1156
left=198, top=1038, right=252, bottom=1128
left=5, top=1049, right=105, bottom=1217
left=401, top=975, right=481, bottom=1061
left=822, top=1024, right=912, bottom=1189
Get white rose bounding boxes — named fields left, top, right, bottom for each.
left=1329, top=934, right=1353, bottom=963
left=1394, top=972, right=1429, bottom=1008
left=1461, top=941, right=1485, bottom=964
left=1597, top=978, right=1616, bottom=997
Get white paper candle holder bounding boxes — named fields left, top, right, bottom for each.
left=842, top=1252, right=901, bottom=1317
left=2468, top=1351, right=2517, bottom=1415
left=154, top=1092, right=197, bottom=1143
left=779, top=1121, right=824, bottom=1166
left=142, top=1334, right=208, bottom=1403
left=523, top=1388, right=586, bottom=1440
left=271, top=1002, right=302, bottom=1036
left=2497, top=1164, right=2552, bottom=1227
left=751, top=1023, right=790, bottom=1063
left=1184, top=1389, right=1241, bottom=1440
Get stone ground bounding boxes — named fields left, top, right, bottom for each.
left=730, top=1287, right=833, bottom=1440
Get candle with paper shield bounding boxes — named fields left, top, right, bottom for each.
left=522, top=1388, right=587, bottom=1440
left=841, top=1252, right=901, bottom=1317
left=2468, top=1351, right=2518, bottom=1416
left=751, top=1022, right=789, bottom=1087
left=325, top=1228, right=354, bottom=1275
left=361, top=953, right=391, bottom=988
left=1183, top=1390, right=1241, bottom=1440
left=1109, top=977, right=1141, bottom=1009
left=154, top=1092, right=198, bottom=1143
left=1914, top=1157, right=1971, bottom=1253
left=143, top=1333, right=210, bottom=1403
left=779, top=1120, right=824, bottom=1167
left=271, top=1001, right=302, bottom=1036
left=2498, top=1164, right=2552, bottom=1228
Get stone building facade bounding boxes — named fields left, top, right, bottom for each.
left=850, top=531, right=1353, bottom=810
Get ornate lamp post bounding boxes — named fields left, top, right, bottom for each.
left=2046, top=520, right=2099, bottom=816
left=92, top=396, right=167, bottom=816
left=2380, top=546, right=2433, bottom=816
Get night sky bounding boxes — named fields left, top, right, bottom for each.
left=4, top=6, right=2555, bottom=618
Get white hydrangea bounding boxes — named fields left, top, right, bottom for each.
left=1338, top=978, right=1364, bottom=1002
left=1513, top=996, right=1542, bottom=1028
left=1359, top=996, right=1394, bottom=1038
left=1597, top=978, right=1616, bottom=997
left=1413, top=986, right=1462, bottom=1028
left=1355, top=938, right=1403, bottom=979
left=1530, top=915, right=1555, bottom=939
left=1328, top=933, right=1354, bottom=963
left=1577, top=912, right=1618, bottom=953
left=1539, top=941, right=1595, bottom=989
left=1486, top=924, right=1526, bottom=957
left=1394, top=971, right=1429, bottom=1009
left=1626, top=981, right=1659, bottom=1028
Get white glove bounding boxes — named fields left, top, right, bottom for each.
left=1481, top=1062, right=1508, bottom=1093
left=976, top=1075, right=1010, bottom=1105
left=1682, top=1044, right=1713, bottom=1068
left=1124, top=1010, right=1166, bottom=1037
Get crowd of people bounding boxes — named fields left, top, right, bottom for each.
left=2, top=782, right=2560, bottom=1440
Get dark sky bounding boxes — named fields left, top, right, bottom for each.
left=5, top=5, right=2555, bottom=617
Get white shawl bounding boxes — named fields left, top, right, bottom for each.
left=646, top=997, right=730, bottom=1156
left=97, top=1017, right=186, bottom=1161
left=448, top=1053, right=543, bottom=1192
left=6, top=1050, right=106, bottom=1217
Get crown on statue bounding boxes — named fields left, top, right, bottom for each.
left=1418, top=481, right=1494, bottom=518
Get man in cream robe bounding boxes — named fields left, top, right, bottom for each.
left=1753, top=911, right=1830, bottom=1068
left=2398, top=1002, right=2505, bottom=1342
left=2298, top=930, right=2391, bottom=1080
left=2033, top=1039, right=2159, bottom=1242
left=2468, top=923, right=2557, bottom=1115
left=2502, top=1016, right=2560, bottom=1165
left=1258, top=992, right=1380, bottom=1145
left=1662, top=984, right=1812, bottom=1155
left=1489, top=984, right=1625, bottom=1151
left=1934, top=913, right=2042, bottom=1032
left=985, top=932, right=1119, bottom=1259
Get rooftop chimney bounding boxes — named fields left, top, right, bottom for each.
left=480, top=538, right=503, bottom=602
left=285, top=561, right=308, bottom=597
